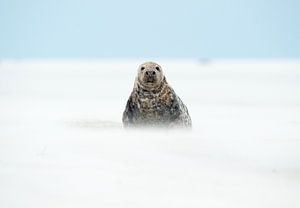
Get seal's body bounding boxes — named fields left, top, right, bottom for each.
left=122, top=62, right=192, bottom=128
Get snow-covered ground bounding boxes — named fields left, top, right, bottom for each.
left=0, top=59, right=299, bottom=208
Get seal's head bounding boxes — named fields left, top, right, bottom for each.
left=137, top=62, right=164, bottom=89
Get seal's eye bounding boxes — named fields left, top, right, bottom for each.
left=155, top=66, right=160, bottom=71
left=141, top=67, right=145, bottom=71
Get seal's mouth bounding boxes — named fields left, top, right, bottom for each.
left=143, top=76, right=157, bottom=84
left=145, top=77, right=156, bottom=83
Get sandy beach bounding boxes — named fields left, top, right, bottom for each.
left=0, top=59, right=299, bottom=207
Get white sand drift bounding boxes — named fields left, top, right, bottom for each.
left=0, top=59, right=299, bottom=208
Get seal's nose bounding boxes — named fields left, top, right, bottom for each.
left=145, top=71, right=156, bottom=76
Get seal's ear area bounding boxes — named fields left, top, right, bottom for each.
left=162, top=76, right=167, bottom=83
left=155, top=66, right=160, bottom=71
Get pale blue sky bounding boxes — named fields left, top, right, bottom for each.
left=0, top=0, right=299, bottom=58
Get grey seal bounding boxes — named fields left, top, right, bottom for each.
left=122, top=61, right=192, bottom=128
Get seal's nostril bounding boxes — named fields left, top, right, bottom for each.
left=145, top=71, right=156, bottom=76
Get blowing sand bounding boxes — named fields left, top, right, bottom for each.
left=0, top=59, right=299, bottom=208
